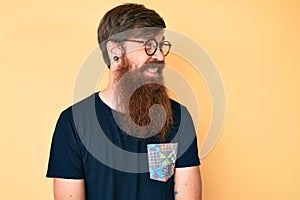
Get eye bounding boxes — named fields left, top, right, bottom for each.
left=159, top=41, right=172, bottom=56
left=145, top=39, right=158, bottom=55
left=146, top=40, right=157, bottom=49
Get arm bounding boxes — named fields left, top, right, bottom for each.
left=174, top=166, right=202, bottom=200
left=54, top=178, right=85, bottom=200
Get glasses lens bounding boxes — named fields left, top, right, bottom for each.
left=160, top=41, right=171, bottom=56
left=145, top=39, right=157, bottom=56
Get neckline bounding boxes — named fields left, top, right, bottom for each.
left=95, top=91, right=111, bottom=110
left=95, top=91, right=125, bottom=116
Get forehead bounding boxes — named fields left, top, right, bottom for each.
left=122, top=27, right=164, bottom=39
left=154, top=33, right=165, bottom=42
left=132, top=31, right=165, bottom=42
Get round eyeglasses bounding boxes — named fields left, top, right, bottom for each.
left=121, top=39, right=172, bottom=56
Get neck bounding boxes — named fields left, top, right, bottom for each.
left=98, top=69, right=118, bottom=109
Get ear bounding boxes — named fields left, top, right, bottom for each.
left=106, top=41, right=123, bottom=63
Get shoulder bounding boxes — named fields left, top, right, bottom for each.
left=170, top=98, right=191, bottom=123
left=59, top=93, right=97, bottom=119
left=170, top=98, right=181, bottom=109
left=170, top=98, right=190, bottom=113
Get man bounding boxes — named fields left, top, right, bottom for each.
left=47, top=3, right=202, bottom=200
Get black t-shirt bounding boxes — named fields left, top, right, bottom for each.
left=46, top=93, right=200, bottom=200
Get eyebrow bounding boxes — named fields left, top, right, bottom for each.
left=156, top=36, right=165, bottom=44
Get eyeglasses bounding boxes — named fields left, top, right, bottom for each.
left=121, top=39, right=172, bottom=57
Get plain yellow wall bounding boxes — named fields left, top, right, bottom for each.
left=1, top=0, right=299, bottom=199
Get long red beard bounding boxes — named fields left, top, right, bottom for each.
left=112, top=57, right=173, bottom=141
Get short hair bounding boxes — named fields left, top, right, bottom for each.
left=97, top=3, right=166, bottom=67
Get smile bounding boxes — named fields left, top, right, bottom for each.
left=145, top=67, right=159, bottom=74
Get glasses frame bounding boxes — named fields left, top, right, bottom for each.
left=121, top=39, right=172, bottom=57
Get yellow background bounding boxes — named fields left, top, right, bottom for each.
left=1, top=0, right=299, bottom=199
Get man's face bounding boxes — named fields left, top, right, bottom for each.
left=122, top=32, right=166, bottom=78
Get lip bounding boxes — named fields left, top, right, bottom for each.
left=141, top=62, right=164, bottom=77
left=145, top=67, right=158, bottom=74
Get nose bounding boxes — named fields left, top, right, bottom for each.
left=151, top=48, right=165, bottom=61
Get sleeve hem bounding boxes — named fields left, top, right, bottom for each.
left=46, top=172, right=85, bottom=180
left=176, top=161, right=200, bottom=168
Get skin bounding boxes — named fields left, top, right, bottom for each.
left=174, top=166, right=202, bottom=200
left=54, top=179, right=85, bottom=200
left=53, top=33, right=202, bottom=200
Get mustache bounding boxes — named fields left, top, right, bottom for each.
left=146, top=60, right=165, bottom=66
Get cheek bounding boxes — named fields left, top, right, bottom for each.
left=126, top=53, right=150, bottom=68
left=136, top=57, right=150, bottom=67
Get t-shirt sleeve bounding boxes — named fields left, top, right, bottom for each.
left=46, top=109, right=85, bottom=179
left=175, top=106, right=200, bottom=168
